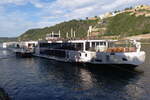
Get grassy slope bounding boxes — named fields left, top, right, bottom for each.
left=105, top=12, right=150, bottom=37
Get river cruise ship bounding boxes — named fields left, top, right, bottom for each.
left=3, top=41, right=38, bottom=57
left=34, top=39, right=145, bottom=67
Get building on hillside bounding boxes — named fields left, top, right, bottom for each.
left=86, top=17, right=98, bottom=20
left=145, top=13, right=150, bottom=17
left=99, top=12, right=116, bottom=19
left=135, top=5, right=150, bottom=10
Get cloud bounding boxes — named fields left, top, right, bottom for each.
left=0, top=0, right=46, bottom=8
left=0, top=6, right=61, bottom=37
left=101, top=0, right=137, bottom=10
left=0, top=11, right=33, bottom=37
left=0, top=0, right=149, bottom=37
left=52, top=0, right=100, bottom=9
left=41, top=0, right=147, bottom=20
left=0, top=0, right=29, bottom=5
left=63, top=6, right=95, bottom=19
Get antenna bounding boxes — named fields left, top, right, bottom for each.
left=66, top=32, right=69, bottom=38
left=52, top=32, right=54, bottom=38
left=71, top=28, right=73, bottom=38
left=59, top=30, right=61, bottom=38
left=87, top=26, right=92, bottom=38
left=74, top=31, right=76, bottom=38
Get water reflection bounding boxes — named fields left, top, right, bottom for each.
left=79, top=68, right=94, bottom=89
left=36, top=58, right=142, bottom=93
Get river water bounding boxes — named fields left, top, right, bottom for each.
left=0, top=45, right=150, bottom=100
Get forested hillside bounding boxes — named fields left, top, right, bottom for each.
left=19, top=5, right=150, bottom=41
left=19, top=19, right=99, bottom=40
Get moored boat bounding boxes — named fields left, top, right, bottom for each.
left=34, top=39, right=145, bottom=68
left=3, top=41, right=38, bottom=57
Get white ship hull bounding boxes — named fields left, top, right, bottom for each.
left=34, top=50, right=145, bottom=67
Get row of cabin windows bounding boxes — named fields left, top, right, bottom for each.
left=39, top=43, right=83, bottom=51
left=92, top=42, right=106, bottom=47
left=40, top=49, right=66, bottom=58
left=40, top=42, right=107, bottom=51
left=86, top=42, right=106, bottom=50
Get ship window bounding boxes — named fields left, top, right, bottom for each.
left=96, top=42, right=99, bottom=46
left=104, top=42, right=106, bottom=46
left=106, top=55, right=110, bottom=61
left=40, top=49, right=66, bottom=58
left=122, top=58, right=127, bottom=61
left=75, top=43, right=83, bottom=51
left=39, top=43, right=50, bottom=48
left=56, top=43, right=83, bottom=51
left=53, top=34, right=59, bottom=37
left=79, top=53, right=81, bottom=56
left=16, top=44, right=20, bottom=48
left=86, top=42, right=90, bottom=50
left=85, top=53, right=87, bottom=57
left=100, top=42, right=103, bottom=45
left=99, top=42, right=106, bottom=46
left=95, top=59, right=102, bottom=62
left=92, top=42, right=95, bottom=48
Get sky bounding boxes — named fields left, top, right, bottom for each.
left=0, top=0, right=149, bottom=37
